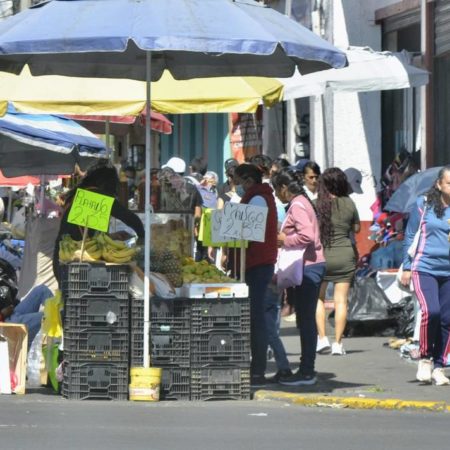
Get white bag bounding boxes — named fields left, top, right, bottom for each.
left=275, top=247, right=305, bottom=289
left=0, top=338, right=11, bottom=394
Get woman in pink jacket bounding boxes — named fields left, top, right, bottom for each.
left=272, top=168, right=326, bottom=385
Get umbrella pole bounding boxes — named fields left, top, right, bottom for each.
left=7, top=189, right=12, bottom=223
left=39, top=176, right=45, bottom=217
left=143, top=50, right=152, bottom=369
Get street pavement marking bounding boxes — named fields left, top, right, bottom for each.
left=254, top=390, right=450, bottom=412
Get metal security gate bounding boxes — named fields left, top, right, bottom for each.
left=435, top=0, right=450, bottom=56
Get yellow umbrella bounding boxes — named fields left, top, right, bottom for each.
left=0, top=67, right=283, bottom=116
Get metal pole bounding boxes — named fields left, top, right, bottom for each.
left=143, top=51, right=152, bottom=368
left=420, top=0, right=434, bottom=169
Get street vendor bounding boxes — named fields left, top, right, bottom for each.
left=52, top=162, right=145, bottom=284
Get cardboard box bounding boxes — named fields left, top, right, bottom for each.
left=0, top=323, right=28, bottom=394
left=180, top=283, right=248, bottom=299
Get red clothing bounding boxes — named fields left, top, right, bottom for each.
left=240, top=183, right=278, bottom=270
left=281, top=194, right=325, bottom=266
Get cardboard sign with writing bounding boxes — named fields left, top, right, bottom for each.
left=219, top=202, right=268, bottom=242
left=67, top=188, right=114, bottom=232
left=207, top=209, right=245, bottom=248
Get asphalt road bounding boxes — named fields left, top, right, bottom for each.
left=1, top=395, right=448, bottom=450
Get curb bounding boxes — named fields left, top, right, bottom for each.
left=254, top=390, right=450, bottom=412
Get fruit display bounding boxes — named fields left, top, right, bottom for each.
left=59, top=233, right=137, bottom=264
left=181, top=257, right=238, bottom=284
left=149, top=249, right=183, bottom=287
left=150, top=219, right=192, bottom=259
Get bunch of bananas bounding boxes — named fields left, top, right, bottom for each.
left=59, top=233, right=137, bottom=264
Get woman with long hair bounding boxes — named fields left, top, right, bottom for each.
left=401, top=165, right=450, bottom=385
left=315, top=168, right=360, bottom=356
left=272, top=168, right=325, bottom=385
left=233, top=163, right=278, bottom=387
left=53, top=162, right=145, bottom=283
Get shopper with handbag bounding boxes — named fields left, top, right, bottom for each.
left=271, top=168, right=325, bottom=386
left=400, top=165, right=450, bottom=386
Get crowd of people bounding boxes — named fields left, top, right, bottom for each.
left=1, top=153, right=448, bottom=391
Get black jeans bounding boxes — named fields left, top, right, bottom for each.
left=292, top=262, right=326, bottom=376
left=245, top=264, right=274, bottom=377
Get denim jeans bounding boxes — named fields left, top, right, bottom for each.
left=265, top=280, right=290, bottom=371
left=291, top=263, right=326, bottom=376
left=6, top=284, right=53, bottom=347
left=245, top=264, right=274, bottom=377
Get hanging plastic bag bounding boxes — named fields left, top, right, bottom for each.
left=42, top=290, right=63, bottom=338
left=27, top=330, right=43, bottom=387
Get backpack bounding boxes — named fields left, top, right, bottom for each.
left=196, top=185, right=218, bottom=209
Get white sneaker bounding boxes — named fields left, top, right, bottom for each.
left=316, top=336, right=331, bottom=353
left=331, top=342, right=346, bottom=355
left=431, top=368, right=450, bottom=386
left=416, top=359, right=432, bottom=383
left=283, top=313, right=297, bottom=323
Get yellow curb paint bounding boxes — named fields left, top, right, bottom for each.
left=254, top=390, right=450, bottom=412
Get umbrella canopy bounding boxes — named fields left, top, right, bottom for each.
left=0, top=68, right=284, bottom=116
left=0, top=106, right=108, bottom=176
left=280, top=47, right=429, bottom=100
left=0, top=170, right=42, bottom=187
left=66, top=111, right=173, bottom=136
left=0, top=0, right=347, bottom=80
left=384, top=167, right=443, bottom=214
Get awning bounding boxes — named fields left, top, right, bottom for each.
left=280, top=46, right=429, bottom=100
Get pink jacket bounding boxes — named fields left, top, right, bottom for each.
left=281, top=194, right=325, bottom=266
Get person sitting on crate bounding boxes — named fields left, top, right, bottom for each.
left=0, top=258, right=53, bottom=348
left=52, top=162, right=145, bottom=285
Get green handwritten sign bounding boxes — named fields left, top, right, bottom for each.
left=67, top=188, right=114, bottom=232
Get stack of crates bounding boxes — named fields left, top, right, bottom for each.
left=61, top=263, right=131, bottom=400
left=130, top=296, right=191, bottom=400
left=189, top=297, right=251, bottom=401
left=130, top=295, right=251, bottom=401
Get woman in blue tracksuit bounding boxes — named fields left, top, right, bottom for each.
left=401, top=165, right=450, bottom=385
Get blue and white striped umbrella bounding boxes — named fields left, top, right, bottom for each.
left=0, top=106, right=108, bottom=176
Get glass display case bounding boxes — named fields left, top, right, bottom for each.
left=149, top=213, right=194, bottom=259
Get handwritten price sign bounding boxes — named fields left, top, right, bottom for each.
left=219, top=203, right=268, bottom=242
left=67, top=188, right=114, bottom=232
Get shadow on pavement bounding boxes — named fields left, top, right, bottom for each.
left=252, top=371, right=371, bottom=395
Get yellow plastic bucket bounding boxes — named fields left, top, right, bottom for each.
left=129, top=367, right=162, bottom=402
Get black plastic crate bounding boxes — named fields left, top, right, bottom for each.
left=159, top=367, right=191, bottom=400
left=190, top=367, right=250, bottom=401
left=61, top=263, right=130, bottom=300
left=130, top=297, right=144, bottom=329
left=130, top=330, right=144, bottom=367
left=150, top=330, right=190, bottom=367
left=62, top=362, right=129, bottom=400
left=64, top=295, right=130, bottom=329
left=64, top=327, right=129, bottom=363
left=191, top=297, right=250, bottom=334
left=190, top=330, right=250, bottom=366
left=150, top=297, right=191, bottom=332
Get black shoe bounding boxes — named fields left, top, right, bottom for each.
left=278, top=370, right=317, bottom=386
left=251, top=375, right=267, bottom=388
left=266, top=369, right=293, bottom=384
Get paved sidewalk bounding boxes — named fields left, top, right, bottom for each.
left=255, top=321, right=450, bottom=412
